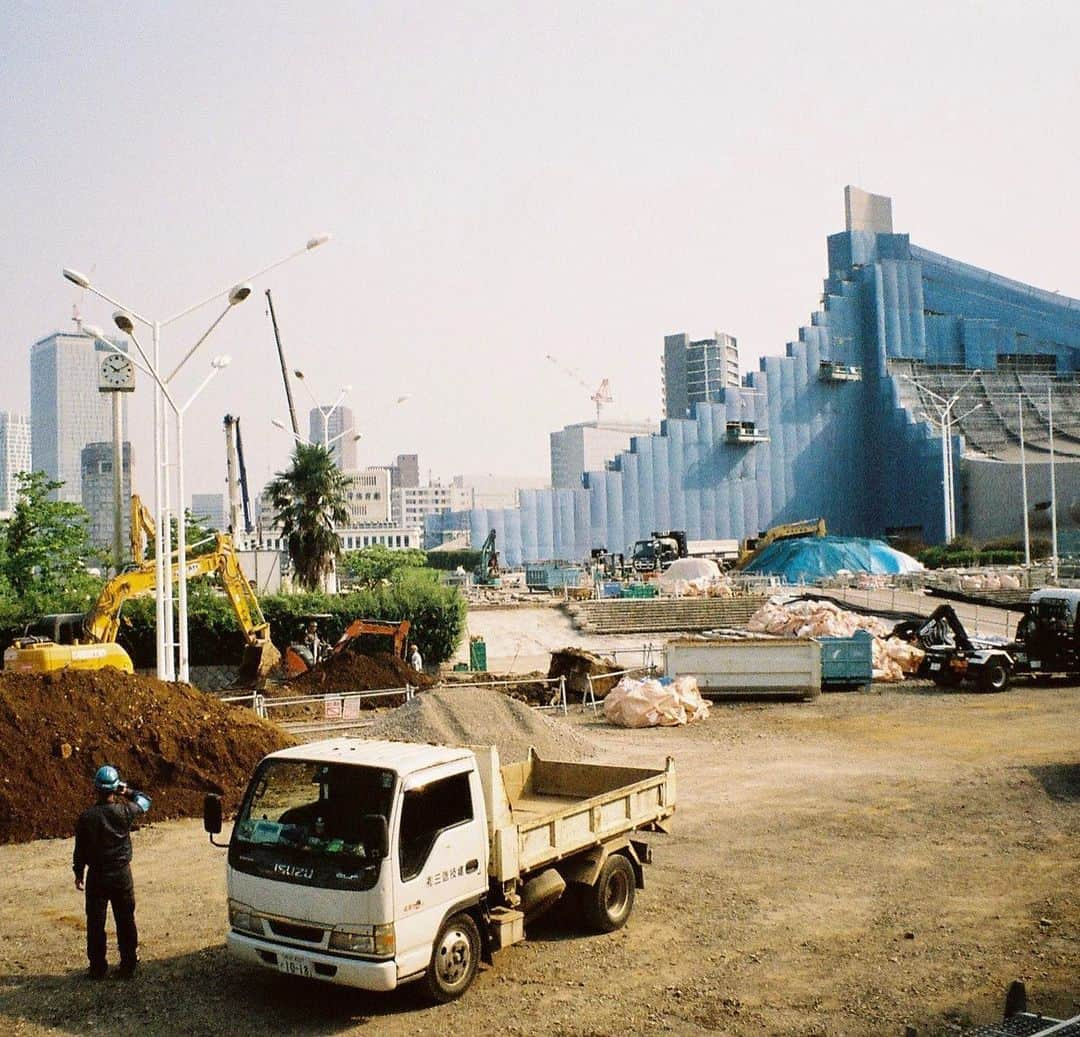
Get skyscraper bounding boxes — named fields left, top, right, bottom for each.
left=308, top=405, right=357, bottom=468
left=662, top=332, right=740, bottom=419
left=31, top=331, right=128, bottom=503
left=81, top=442, right=132, bottom=552
left=0, top=411, right=31, bottom=514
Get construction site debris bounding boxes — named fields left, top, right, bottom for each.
left=440, top=669, right=559, bottom=707
left=283, top=650, right=435, bottom=696
left=603, top=675, right=710, bottom=728
left=362, top=686, right=598, bottom=763
left=746, top=597, right=925, bottom=682
left=0, top=670, right=294, bottom=844
left=548, top=647, right=624, bottom=701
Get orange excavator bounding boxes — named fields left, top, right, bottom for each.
left=282, top=617, right=411, bottom=678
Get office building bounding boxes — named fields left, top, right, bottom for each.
left=392, top=481, right=474, bottom=527
left=550, top=419, right=657, bottom=490
left=191, top=493, right=227, bottom=531
left=81, top=442, right=132, bottom=553
left=662, top=332, right=740, bottom=419
left=308, top=404, right=357, bottom=468
left=0, top=411, right=31, bottom=514
left=31, top=331, right=128, bottom=503
left=389, top=454, right=420, bottom=490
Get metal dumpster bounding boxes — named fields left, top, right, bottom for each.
left=665, top=637, right=821, bottom=700
left=818, top=629, right=873, bottom=689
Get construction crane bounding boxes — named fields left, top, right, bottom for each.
left=545, top=354, right=613, bottom=423
left=224, top=415, right=254, bottom=537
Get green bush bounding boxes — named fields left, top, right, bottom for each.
left=425, top=549, right=481, bottom=573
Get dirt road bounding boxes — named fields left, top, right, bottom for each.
left=1, top=684, right=1077, bottom=1036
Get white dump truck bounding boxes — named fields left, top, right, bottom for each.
left=203, top=738, right=676, bottom=1002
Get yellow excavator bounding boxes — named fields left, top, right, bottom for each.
left=731, top=518, right=827, bottom=571
left=3, top=533, right=280, bottom=684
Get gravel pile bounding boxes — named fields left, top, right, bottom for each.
left=363, top=686, right=598, bottom=763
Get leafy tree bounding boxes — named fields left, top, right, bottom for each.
left=340, top=545, right=429, bottom=586
left=0, top=471, right=100, bottom=604
left=267, top=443, right=349, bottom=591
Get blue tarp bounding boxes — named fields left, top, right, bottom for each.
left=743, top=536, right=921, bottom=583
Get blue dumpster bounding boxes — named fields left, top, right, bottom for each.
left=818, top=629, right=874, bottom=688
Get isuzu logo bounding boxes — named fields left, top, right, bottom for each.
left=273, top=863, right=314, bottom=879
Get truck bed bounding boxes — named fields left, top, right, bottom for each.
left=477, top=749, right=676, bottom=883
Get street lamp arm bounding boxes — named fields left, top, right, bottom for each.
left=64, top=274, right=153, bottom=329
left=326, top=426, right=361, bottom=449
left=164, top=303, right=232, bottom=384
left=179, top=363, right=228, bottom=415
left=271, top=418, right=312, bottom=447
left=292, top=370, right=323, bottom=414
left=160, top=235, right=332, bottom=327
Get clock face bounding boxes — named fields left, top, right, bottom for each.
left=99, top=352, right=135, bottom=392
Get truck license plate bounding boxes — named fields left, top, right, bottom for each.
left=277, top=953, right=313, bottom=978
left=929, top=662, right=941, bottom=671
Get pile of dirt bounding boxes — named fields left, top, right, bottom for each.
left=363, top=686, right=598, bottom=763
left=285, top=651, right=435, bottom=696
left=548, top=647, right=624, bottom=700
left=439, top=668, right=560, bottom=707
left=0, top=669, right=294, bottom=844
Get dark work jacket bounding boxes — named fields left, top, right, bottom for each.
left=73, top=798, right=144, bottom=884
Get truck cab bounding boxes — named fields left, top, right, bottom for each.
left=1014, top=588, right=1080, bottom=674
left=218, top=740, right=489, bottom=999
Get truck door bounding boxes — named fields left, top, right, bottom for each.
left=392, top=768, right=488, bottom=981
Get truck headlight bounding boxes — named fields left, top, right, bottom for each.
left=228, top=899, right=261, bottom=935
left=329, top=924, right=375, bottom=954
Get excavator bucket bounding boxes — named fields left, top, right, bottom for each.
left=236, top=640, right=282, bottom=688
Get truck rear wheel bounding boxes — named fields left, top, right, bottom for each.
left=978, top=659, right=1010, bottom=693
left=423, top=912, right=480, bottom=1003
left=583, top=853, right=635, bottom=933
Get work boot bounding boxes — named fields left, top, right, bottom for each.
left=86, top=965, right=107, bottom=981
left=115, top=960, right=138, bottom=979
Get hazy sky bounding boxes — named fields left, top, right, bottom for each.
left=3, top=2, right=1079, bottom=503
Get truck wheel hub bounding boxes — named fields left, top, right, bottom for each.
left=435, top=928, right=471, bottom=985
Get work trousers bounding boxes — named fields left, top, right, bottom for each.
left=85, top=870, right=137, bottom=972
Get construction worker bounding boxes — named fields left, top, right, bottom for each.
left=73, top=766, right=151, bottom=979
left=409, top=642, right=423, bottom=672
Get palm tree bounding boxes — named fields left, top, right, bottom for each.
left=268, top=443, right=349, bottom=591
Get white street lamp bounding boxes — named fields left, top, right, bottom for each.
left=901, top=369, right=981, bottom=542
left=64, top=233, right=330, bottom=680
left=174, top=354, right=232, bottom=681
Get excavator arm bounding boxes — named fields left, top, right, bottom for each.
left=82, top=533, right=279, bottom=683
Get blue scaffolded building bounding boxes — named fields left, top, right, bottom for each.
left=429, top=187, right=1080, bottom=566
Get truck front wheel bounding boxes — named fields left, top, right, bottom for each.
left=978, top=659, right=1011, bottom=693
left=424, top=912, right=480, bottom=1003
left=584, top=854, right=636, bottom=933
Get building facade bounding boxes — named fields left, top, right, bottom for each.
left=427, top=187, right=1080, bottom=563
left=389, top=453, right=420, bottom=490
left=342, top=467, right=391, bottom=524
left=191, top=493, right=226, bottom=531
left=662, top=331, right=740, bottom=419
left=308, top=404, right=357, bottom=468
left=392, top=481, right=474, bottom=527
left=31, top=331, right=128, bottom=503
left=0, top=411, right=31, bottom=514
left=550, top=419, right=658, bottom=490
left=80, top=441, right=132, bottom=553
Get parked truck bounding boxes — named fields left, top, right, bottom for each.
left=903, top=588, right=1080, bottom=692
left=203, top=739, right=676, bottom=1002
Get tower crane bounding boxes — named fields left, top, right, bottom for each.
left=545, top=354, right=613, bottom=423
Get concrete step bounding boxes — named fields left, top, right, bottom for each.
left=569, top=596, right=767, bottom=634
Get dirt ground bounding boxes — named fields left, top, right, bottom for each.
left=0, top=683, right=1077, bottom=1036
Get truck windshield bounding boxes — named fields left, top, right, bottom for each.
left=230, top=760, right=396, bottom=891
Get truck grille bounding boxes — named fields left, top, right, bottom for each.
left=268, top=920, right=324, bottom=943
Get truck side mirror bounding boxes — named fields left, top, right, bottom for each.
left=203, top=794, right=223, bottom=835
left=360, top=814, right=389, bottom=858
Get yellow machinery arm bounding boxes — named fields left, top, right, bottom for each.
left=732, top=518, right=827, bottom=571
left=83, top=533, right=272, bottom=649
left=130, top=494, right=156, bottom=565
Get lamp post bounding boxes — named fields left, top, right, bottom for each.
left=64, top=233, right=330, bottom=679
left=901, top=369, right=982, bottom=542
left=293, top=369, right=352, bottom=461
left=174, top=355, right=231, bottom=682
left=1048, top=386, right=1059, bottom=582
left=1018, top=393, right=1031, bottom=568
